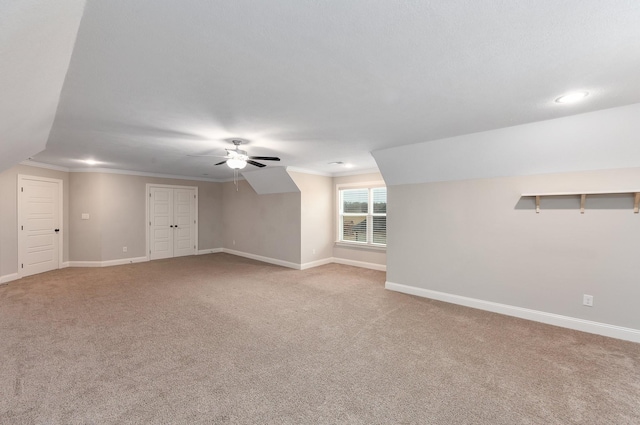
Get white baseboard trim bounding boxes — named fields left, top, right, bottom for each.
left=67, top=261, right=102, bottom=267
left=300, top=258, right=334, bottom=270
left=222, top=248, right=301, bottom=270
left=332, top=258, right=386, bottom=271
left=68, top=256, right=148, bottom=268
left=197, top=248, right=223, bottom=255
left=0, top=273, right=18, bottom=284
left=385, top=281, right=640, bottom=343
left=4, top=252, right=384, bottom=282
left=220, top=249, right=387, bottom=272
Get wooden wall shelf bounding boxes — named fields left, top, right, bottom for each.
left=521, top=191, right=640, bottom=214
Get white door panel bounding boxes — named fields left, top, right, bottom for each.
left=149, top=187, right=174, bottom=260
left=173, top=188, right=195, bottom=257
left=28, top=234, right=55, bottom=249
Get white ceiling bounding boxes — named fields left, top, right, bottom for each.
left=374, top=103, right=640, bottom=185
left=0, top=0, right=85, bottom=172
left=23, top=0, right=640, bottom=180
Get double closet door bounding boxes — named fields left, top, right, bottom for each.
left=149, top=186, right=197, bottom=260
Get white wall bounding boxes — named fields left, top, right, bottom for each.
left=289, top=172, right=334, bottom=265
left=386, top=168, right=640, bottom=337
left=1, top=164, right=384, bottom=278
left=374, top=104, right=640, bottom=340
left=221, top=179, right=302, bottom=265
left=69, top=171, right=102, bottom=261
left=0, top=166, right=224, bottom=278
left=69, top=172, right=224, bottom=262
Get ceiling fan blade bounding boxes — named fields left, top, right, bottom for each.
left=214, top=160, right=228, bottom=166
left=249, top=156, right=280, bottom=161
left=247, top=160, right=266, bottom=168
left=188, top=154, right=228, bottom=158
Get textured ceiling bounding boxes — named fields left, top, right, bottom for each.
left=29, top=0, right=640, bottom=180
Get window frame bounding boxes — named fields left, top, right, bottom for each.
left=336, top=181, right=387, bottom=249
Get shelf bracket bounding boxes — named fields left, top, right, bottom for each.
left=535, top=195, right=540, bottom=214
left=580, top=194, right=586, bottom=214
left=635, top=193, right=640, bottom=214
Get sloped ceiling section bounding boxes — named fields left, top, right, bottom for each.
left=241, top=167, right=300, bottom=195
left=373, top=103, right=640, bottom=186
left=28, top=1, right=640, bottom=179
left=0, top=0, right=86, bottom=173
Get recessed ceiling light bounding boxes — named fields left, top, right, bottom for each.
left=555, top=91, right=589, bottom=104
left=83, top=159, right=99, bottom=165
left=328, top=161, right=354, bottom=168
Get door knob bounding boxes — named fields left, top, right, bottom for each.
left=54, top=229, right=60, bottom=233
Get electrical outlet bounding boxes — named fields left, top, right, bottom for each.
left=583, top=294, right=593, bottom=307
left=123, top=246, right=127, bottom=253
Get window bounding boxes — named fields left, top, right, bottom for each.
left=339, top=186, right=386, bottom=246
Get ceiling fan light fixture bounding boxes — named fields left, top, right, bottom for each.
left=227, top=158, right=247, bottom=169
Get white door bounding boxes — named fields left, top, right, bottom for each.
left=18, top=176, right=62, bottom=277
left=149, top=186, right=196, bottom=260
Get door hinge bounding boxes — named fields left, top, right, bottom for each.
left=21, top=225, right=23, bottom=230
left=21, top=187, right=24, bottom=192
left=194, top=220, right=196, bottom=224
left=194, top=194, right=196, bottom=199
left=194, top=245, right=196, bottom=249
left=149, top=193, right=152, bottom=197
left=21, top=264, right=24, bottom=269
left=149, top=221, right=151, bottom=226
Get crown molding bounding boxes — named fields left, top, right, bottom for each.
left=286, top=166, right=332, bottom=177
left=20, top=160, right=70, bottom=172
left=69, top=167, right=223, bottom=182
left=331, top=167, right=382, bottom=177
left=20, top=160, right=223, bottom=182
left=20, top=160, right=378, bottom=182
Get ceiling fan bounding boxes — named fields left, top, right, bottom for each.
left=190, top=140, right=280, bottom=169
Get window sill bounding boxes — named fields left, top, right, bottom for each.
left=334, top=241, right=387, bottom=252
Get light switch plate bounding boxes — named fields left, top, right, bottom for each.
left=81, top=213, right=90, bottom=220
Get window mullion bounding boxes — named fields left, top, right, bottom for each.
left=367, top=188, right=373, bottom=244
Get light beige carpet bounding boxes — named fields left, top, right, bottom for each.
left=1, top=253, right=639, bottom=424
